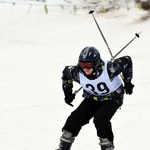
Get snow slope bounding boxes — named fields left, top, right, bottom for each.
left=0, top=2, right=150, bottom=150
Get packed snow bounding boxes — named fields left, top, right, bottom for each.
left=0, top=1, right=150, bottom=150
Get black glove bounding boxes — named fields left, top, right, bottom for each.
left=124, top=82, right=134, bottom=95
left=64, top=91, right=75, bottom=107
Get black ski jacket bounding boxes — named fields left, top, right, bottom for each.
left=62, top=56, right=133, bottom=103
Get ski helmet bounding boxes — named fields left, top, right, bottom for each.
left=78, top=46, right=101, bottom=70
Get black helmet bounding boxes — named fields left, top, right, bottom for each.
left=78, top=46, right=101, bottom=70
left=79, top=46, right=100, bottom=62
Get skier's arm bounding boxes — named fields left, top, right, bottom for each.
left=115, top=56, right=133, bottom=83
left=62, top=66, right=79, bottom=106
left=62, top=66, right=73, bottom=93
left=108, top=56, right=134, bottom=94
left=115, top=56, right=134, bottom=95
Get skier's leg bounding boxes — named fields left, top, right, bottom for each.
left=57, top=98, right=98, bottom=149
left=93, top=101, right=118, bottom=149
left=63, top=98, right=98, bottom=137
left=56, top=130, right=75, bottom=150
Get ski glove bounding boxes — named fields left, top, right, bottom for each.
left=124, top=82, right=134, bottom=95
left=64, top=91, right=75, bottom=107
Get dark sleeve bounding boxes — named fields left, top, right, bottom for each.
left=107, top=56, right=133, bottom=83
left=62, top=66, right=80, bottom=94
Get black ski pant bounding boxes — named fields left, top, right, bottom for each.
left=62, top=98, right=118, bottom=142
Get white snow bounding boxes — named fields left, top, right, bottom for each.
left=0, top=2, right=150, bottom=150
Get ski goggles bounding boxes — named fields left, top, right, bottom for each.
left=79, top=62, right=94, bottom=69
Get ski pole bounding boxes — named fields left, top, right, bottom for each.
left=113, top=31, right=142, bottom=58
left=89, top=10, right=114, bottom=60
left=73, top=86, right=83, bottom=95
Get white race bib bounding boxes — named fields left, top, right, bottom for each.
left=79, top=61, right=122, bottom=96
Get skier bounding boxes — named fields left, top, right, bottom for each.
left=56, top=46, right=134, bottom=150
